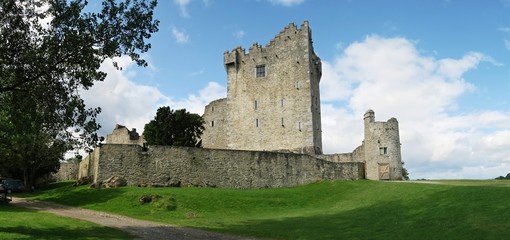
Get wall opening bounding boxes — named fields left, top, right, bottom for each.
left=378, top=163, right=390, bottom=180
left=379, top=147, right=388, bottom=155
left=256, top=65, right=266, bottom=78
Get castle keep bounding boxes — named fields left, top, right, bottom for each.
left=202, top=21, right=322, bottom=154
left=78, top=21, right=403, bottom=188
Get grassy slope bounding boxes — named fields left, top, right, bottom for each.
left=0, top=204, right=134, bottom=240
left=27, top=180, right=510, bottom=240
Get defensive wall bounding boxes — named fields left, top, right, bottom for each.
left=79, top=144, right=364, bottom=189
left=75, top=21, right=403, bottom=186
left=51, top=162, right=79, bottom=182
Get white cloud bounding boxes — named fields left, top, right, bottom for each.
left=320, top=35, right=510, bottom=179
left=163, top=81, right=226, bottom=114
left=174, top=0, right=191, bottom=17
left=499, top=27, right=510, bottom=32
left=172, top=27, right=189, bottom=43
left=268, top=0, right=305, bottom=6
left=505, top=39, right=510, bottom=51
left=234, top=30, right=245, bottom=40
left=82, top=56, right=226, bottom=138
left=81, top=56, right=167, bottom=136
left=82, top=35, right=510, bottom=180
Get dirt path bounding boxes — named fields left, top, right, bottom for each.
left=11, top=197, right=256, bottom=240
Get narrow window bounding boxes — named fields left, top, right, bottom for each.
left=380, top=147, right=388, bottom=155
left=254, top=100, right=258, bottom=110
left=256, top=65, right=266, bottom=78
left=211, top=106, right=214, bottom=112
left=256, top=118, right=259, bottom=127
left=211, top=121, right=214, bottom=127
left=295, top=80, right=300, bottom=89
left=298, top=121, right=302, bottom=131
left=280, top=99, right=284, bottom=107
left=281, top=117, right=284, bottom=127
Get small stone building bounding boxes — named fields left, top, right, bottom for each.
left=105, top=124, right=145, bottom=146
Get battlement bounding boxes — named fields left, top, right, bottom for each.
left=223, top=21, right=312, bottom=67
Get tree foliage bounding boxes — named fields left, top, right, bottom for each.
left=0, top=0, right=159, bottom=186
left=144, top=107, right=205, bottom=147
left=495, top=173, right=510, bottom=180
left=402, top=161, right=410, bottom=180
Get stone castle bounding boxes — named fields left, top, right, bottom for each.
left=202, top=21, right=322, bottom=154
left=78, top=21, right=403, bottom=188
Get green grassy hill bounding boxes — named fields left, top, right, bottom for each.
left=26, top=180, right=510, bottom=239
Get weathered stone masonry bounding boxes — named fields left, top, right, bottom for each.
left=78, top=21, right=403, bottom=186
left=81, top=144, right=364, bottom=189
left=202, top=21, right=323, bottom=155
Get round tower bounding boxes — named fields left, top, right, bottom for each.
left=363, top=110, right=403, bottom=180
left=364, top=109, right=375, bottom=124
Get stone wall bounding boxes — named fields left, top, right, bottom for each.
left=106, top=124, right=144, bottom=146
left=203, top=21, right=323, bottom=155
left=53, top=163, right=79, bottom=181
left=85, top=144, right=364, bottom=189
left=78, top=147, right=100, bottom=182
left=363, top=110, right=402, bottom=180
left=202, top=98, right=228, bottom=149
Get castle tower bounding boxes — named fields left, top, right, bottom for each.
left=202, top=21, right=323, bottom=154
left=363, top=110, right=403, bottom=180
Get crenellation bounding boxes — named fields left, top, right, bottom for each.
left=76, top=21, right=403, bottom=186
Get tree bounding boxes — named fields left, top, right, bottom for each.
left=144, top=107, right=205, bottom=147
left=402, top=161, right=410, bottom=180
left=495, top=173, right=510, bottom=180
left=0, top=0, right=159, bottom=187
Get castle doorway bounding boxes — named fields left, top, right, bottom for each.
left=378, top=163, right=390, bottom=180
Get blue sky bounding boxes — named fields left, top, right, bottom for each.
left=82, top=0, right=510, bottom=179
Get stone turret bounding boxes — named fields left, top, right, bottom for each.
left=363, top=110, right=403, bottom=180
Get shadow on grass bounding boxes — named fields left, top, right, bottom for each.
left=0, top=204, right=134, bottom=240
left=219, top=186, right=510, bottom=240
left=0, top=226, right=134, bottom=240
left=24, top=182, right=128, bottom=207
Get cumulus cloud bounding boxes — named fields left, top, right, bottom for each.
left=82, top=35, right=510, bottom=180
left=505, top=39, right=510, bottom=51
left=268, top=0, right=305, bottom=6
left=499, top=27, right=510, bottom=32
left=163, top=81, right=226, bottom=114
left=174, top=0, right=191, bottom=17
left=320, top=35, right=510, bottom=179
left=172, top=27, right=189, bottom=43
left=81, top=56, right=226, bottom=138
left=234, top=30, right=246, bottom=40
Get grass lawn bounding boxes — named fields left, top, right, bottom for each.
left=23, top=180, right=510, bottom=240
left=0, top=203, right=134, bottom=240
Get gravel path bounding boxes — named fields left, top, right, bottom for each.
left=11, top=197, right=256, bottom=240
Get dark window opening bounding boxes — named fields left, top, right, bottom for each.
left=256, top=65, right=266, bottom=78
left=380, top=147, right=388, bottom=155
